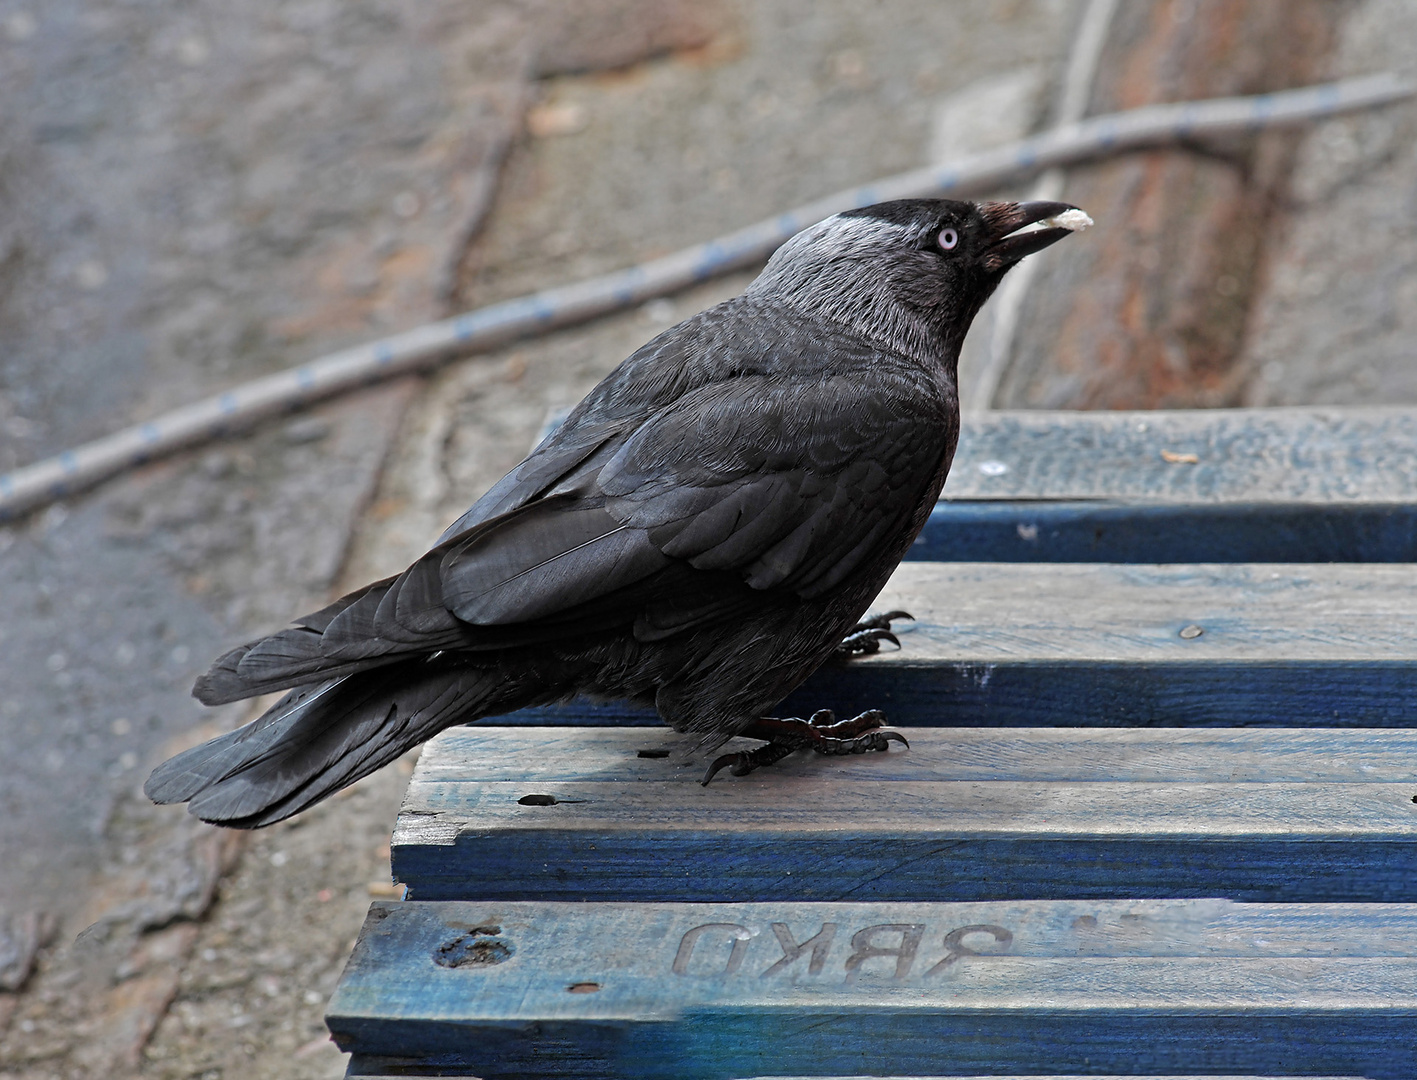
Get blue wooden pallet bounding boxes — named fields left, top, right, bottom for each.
left=328, top=407, right=1417, bottom=1077
left=330, top=899, right=1417, bottom=1078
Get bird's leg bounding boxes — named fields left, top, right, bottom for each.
left=701, top=708, right=908, bottom=785
left=836, top=610, right=913, bottom=658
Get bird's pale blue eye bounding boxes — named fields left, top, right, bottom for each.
left=938, top=227, right=959, bottom=251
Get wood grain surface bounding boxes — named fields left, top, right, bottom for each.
left=943, top=408, right=1417, bottom=502
left=912, top=499, right=1417, bottom=562
left=339, top=409, right=1417, bottom=1077
left=506, top=562, right=1417, bottom=726
left=331, top=899, right=1417, bottom=1078
left=926, top=407, right=1417, bottom=562
left=391, top=727, right=1417, bottom=904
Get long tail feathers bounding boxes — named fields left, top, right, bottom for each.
left=148, top=661, right=521, bottom=828
left=193, top=630, right=403, bottom=706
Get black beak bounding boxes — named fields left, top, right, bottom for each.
left=979, top=200, right=1082, bottom=273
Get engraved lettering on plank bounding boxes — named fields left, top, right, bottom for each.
left=672, top=923, right=752, bottom=976
left=924, top=924, right=1014, bottom=977
left=760, top=922, right=836, bottom=978
left=843, top=923, right=926, bottom=982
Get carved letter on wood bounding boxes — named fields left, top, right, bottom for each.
left=843, top=923, right=926, bottom=982
left=760, top=922, right=836, bottom=977
left=672, top=923, right=752, bottom=976
left=925, top=924, right=1015, bottom=977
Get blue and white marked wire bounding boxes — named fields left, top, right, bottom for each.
left=0, top=72, right=1409, bottom=520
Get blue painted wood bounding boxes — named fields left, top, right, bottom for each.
left=779, top=658, right=1417, bottom=728
left=390, top=728, right=1417, bottom=904
left=941, top=408, right=1417, bottom=504
left=329, top=899, right=1417, bottom=1079
left=496, top=561, right=1417, bottom=727
left=916, top=408, right=1417, bottom=563
left=331, top=408, right=1417, bottom=1076
left=911, top=500, right=1417, bottom=563
left=504, top=660, right=1417, bottom=728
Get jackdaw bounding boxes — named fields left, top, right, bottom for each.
left=146, top=198, right=1088, bottom=827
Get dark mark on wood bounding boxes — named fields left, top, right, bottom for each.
left=432, top=925, right=511, bottom=968
left=636, top=749, right=671, bottom=758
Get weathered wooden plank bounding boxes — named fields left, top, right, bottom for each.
left=329, top=899, right=1417, bottom=1079
left=853, top=562, right=1417, bottom=661
left=392, top=727, right=1417, bottom=903
left=912, top=500, right=1417, bottom=562
left=943, top=408, right=1417, bottom=503
left=506, top=562, right=1417, bottom=726
left=411, top=725, right=1417, bottom=784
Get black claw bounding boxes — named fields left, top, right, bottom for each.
left=704, top=708, right=907, bottom=783
left=837, top=610, right=914, bottom=657
left=701, top=755, right=737, bottom=785
left=857, top=610, right=914, bottom=631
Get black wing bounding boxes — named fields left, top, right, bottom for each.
left=438, top=361, right=952, bottom=627
left=196, top=313, right=954, bottom=704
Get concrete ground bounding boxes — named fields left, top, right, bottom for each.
left=1, top=0, right=1414, bottom=1077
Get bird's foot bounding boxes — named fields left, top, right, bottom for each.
left=701, top=708, right=908, bottom=785
left=836, top=610, right=913, bottom=658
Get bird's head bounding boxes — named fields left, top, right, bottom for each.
left=746, top=197, right=1090, bottom=363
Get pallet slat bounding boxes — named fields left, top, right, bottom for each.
left=943, top=408, right=1417, bottom=503
left=913, top=499, right=1417, bottom=563
left=507, top=562, right=1417, bottom=726
left=392, top=727, right=1417, bottom=903
left=923, top=408, right=1417, bottom=563
left=330, top=899, right=1417, bottom=1079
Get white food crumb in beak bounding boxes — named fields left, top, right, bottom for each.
left=1044, top=208, right=1094, bottom=232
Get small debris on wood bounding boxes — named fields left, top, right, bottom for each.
left=1160, top=449, right=1201, bottom=464
left=1179, top=624, right=1205, bottom=640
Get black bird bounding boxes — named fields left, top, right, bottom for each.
left=146, top=198, right=1086, bottom=827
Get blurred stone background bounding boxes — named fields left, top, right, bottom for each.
left=0, top=0, right=1413, bottom=1076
